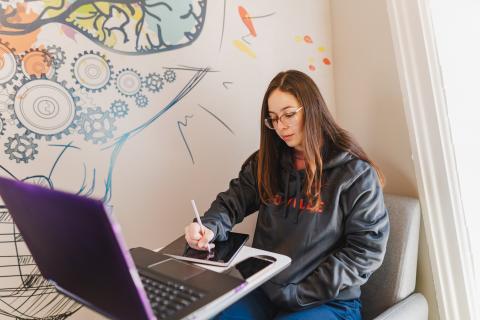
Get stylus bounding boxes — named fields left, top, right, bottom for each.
left=191, top=200, right=211, bottom=252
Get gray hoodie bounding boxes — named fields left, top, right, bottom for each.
left=201, top=148, right=389, bottom=311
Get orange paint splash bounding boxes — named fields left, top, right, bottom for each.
left=22, top=50, right=54, bottom=78
left=308, top=65, right=316, bottom=71
left=323, top=58, right=331, bottom=65
left=304, top=35, right=313, bottom=44
left=238, top=6, right=257, bottom=37
left=0, top=4, right=41, bottom=52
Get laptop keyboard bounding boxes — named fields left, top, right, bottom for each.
left=140, top=274, right=206, bottom=319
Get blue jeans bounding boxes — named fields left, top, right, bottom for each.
left=214, top=288, right=362, bottom=320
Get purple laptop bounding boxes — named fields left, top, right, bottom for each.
left=0, top=177, right=244, bottom=320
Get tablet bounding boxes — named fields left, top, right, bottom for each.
left=161, top=232, right=249, bottom=267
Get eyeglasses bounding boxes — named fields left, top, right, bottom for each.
left=264, top=106, right=303, bottom=130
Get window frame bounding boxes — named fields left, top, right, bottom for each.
left=386, top=0, right=478, bottom=319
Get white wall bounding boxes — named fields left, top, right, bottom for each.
left=330, top=1, right=439, bottom=319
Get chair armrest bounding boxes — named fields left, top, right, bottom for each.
left=373, top=293, right=428, bottom=320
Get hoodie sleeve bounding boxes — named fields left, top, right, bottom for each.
left=200, top=153, right=261, bottom=241
left=294, top=165, right=390, bottom=308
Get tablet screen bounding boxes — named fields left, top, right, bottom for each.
left=160, top=232, right=249, bottom=266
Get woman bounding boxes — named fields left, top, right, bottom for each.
left=184, top=70, right=389, bottom=319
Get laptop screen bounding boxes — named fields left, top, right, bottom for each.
left=0, top=177, right=154, bottom=320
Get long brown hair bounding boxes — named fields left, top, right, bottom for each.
left=257, top=70, right=384, bottom=211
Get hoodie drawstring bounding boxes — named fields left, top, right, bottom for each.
left=294, top=171, right=301, bottom=224
left=283, top=173, right=289, bottom=218
left=282, top=169, right=302, bottom=224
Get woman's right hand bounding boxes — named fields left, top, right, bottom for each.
left=184, top=222, right=215, bottom=251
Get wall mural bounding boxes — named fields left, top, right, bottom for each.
left=0, top=0, right=332, bottom=318
left=0, top=0, right=207, bottom=54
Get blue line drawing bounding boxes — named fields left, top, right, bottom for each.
left=101, top=67, right=209, bottom=203
left=0, top=0, right=208, bottom=55
left=177, top=114, right=195, bottom=164
left=47, top=143, right=81, bottom=186
left=176, top=104, right=234, bottom=165
left=76, top=164, right=97, bottom=198
left=169, top=65, right=219, bottom=73
left=219, top=0, right=227, bottom=51
left=248, top=12, right=277, bottom=19
left=222, top=81, right=232, bottom=89
left=198, top=104, right=234, bottom=134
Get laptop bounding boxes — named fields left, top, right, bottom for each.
left=0, top=177, right=245, bottom=320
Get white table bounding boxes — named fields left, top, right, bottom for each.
left=156, top=246, right=291, bottom=320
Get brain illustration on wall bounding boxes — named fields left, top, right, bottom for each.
left=0, top=0, right=207, bottom=54
left=0, top=1, right=216, bottom=318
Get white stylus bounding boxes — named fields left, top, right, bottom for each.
left=191, top=200, right=211, bottom=252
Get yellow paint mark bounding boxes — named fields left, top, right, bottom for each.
left=233, top=40, right=256, bottom=58
left=43, top=0, right=68, bottom=18
left=105, top=33, right=117, bottom=48
left=95, top=2, right=112, bottom=15
left=308, top=57, right=315, bottom=64
left=318, top=46, right=326, bottom=52
left=294, top=36, right=302, bottom=43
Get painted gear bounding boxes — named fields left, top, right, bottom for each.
left=71, top=50, right=113, bottom=93
left=115, top=68, right=142, bottom=97
left=135, top=94, right=149, bottom=108
left=20, top=48, right=56, bottom=79
left=4, top=133, right=39, bottom=164
left=46, top=45, right=67, bottom=68
left=0, top=39, right=22, bottom=87
left=143, top=73, right=164, bottom=93
left=76, top=106, right=116, bottom=144
left=110, top=100, right=129, bottom=119
left=163, top=69, right=176, bottom=83
left=0, top=115, right=6, bottom=135
left=9, top=74, right=80, bottom=140
left=0, top=114, right=6, bottom=135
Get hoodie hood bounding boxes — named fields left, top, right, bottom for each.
left=324, top=149, right=354, bottom=170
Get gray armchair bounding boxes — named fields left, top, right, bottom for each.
left=361, top=194, right=429, bottom=319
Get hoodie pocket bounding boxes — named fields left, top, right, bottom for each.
left=262, top=281, right=303, bottom=311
